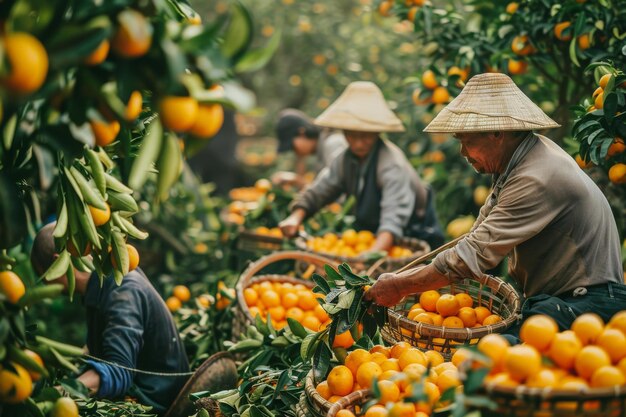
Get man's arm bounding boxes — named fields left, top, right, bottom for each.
left=77, top=369, right=100, bottom=395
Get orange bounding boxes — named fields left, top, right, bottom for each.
left=166, top=296, right=182, bottom=312
left=389, top=341, right=412, bottom=359
left=520, top=315, right=558, bottom=351
left=485, top=372, right=518, bottom=388
left=454, top=293, right=473, bottom=308
left=526, top=368, right=558, bottom=388
left=91, top=120, right=121, bottom=147
left=2, top=32, right=49, bottom=94
left=125, top=90, right=143, bottom=121
left=607, top=138, right=626, bottom=158
left=0, top=362, right=32, bottom=404
left=419, top=290, right=440, bottom=312
left=504, top=344, right=541, bottom=381
left=357, top=230, right=375, bottom=244
left=243, top=288, right=258, bottom=306
left=447, top=66, right=469, bottom=82
left=572, top=313, right=605, bottom=345
left=111, top=10, right=153, bottom=58
left=341, top=229, right=358, bottom=246
left=345, top=349, right=372, bottom=376
left=336, top=411, right=356, bottom=417
left=314, top=304, right=329, bottom=322
left=609, top=163, right=626, bottom=184
left=268, top=306, right=286, bottom=321
left=577, top=33, right=591, bottom=50
left=380, top=358, right=401, bottom=372
left=261, top=290, right=280, bottom=308
left=508, top=59, right=528, bottom=75
left=451, top=347, right=473, bottom=368
left=189, top=104, right=224, bottom=138
left=558, top=375, right=589, bottom=390
left=365, top=405, right=388, bottom=417
left=592, top=86, right=604, bottom=99
left=597, top=328, right=626, bottom=363
left=422, top=70, right=438, bottom=90
left=413, top=312, right=434, bottom=324
left=425, top=350, right=444, bottom=367
left=51, top=397, right=79, bottom=417
left=505, top=2, right=518, bottom=13
left=333, top=330, right=355, bottom=348
left=85, top=39, right=110, bottom=65
left=126, top=244, right=139, bottom=271
left=554, top=22, right=572, bottom=41
left=298, top=291, right=318, bottom=310
left=548, top=330, right=582, bottom=370
left=406, top=6, right=418, bottom=22
left=607, top=311, right=626, bottom=335
left=431, top=86, right=450, bottom=104
left=474, top=306, right=492, bottom=324
left=457, top=307, right=477, bottom=327
left=376, top=379, right=400, bottom=404
left=437, top=368, right=461, bottom=392
left=575, top=345, right=611, bottom=379
left=370, top=345, right=390, bottom=357
left=377, top=1, right=393, bottom=17
left=23, top=350, right=44, bottom=382
left=595, top=92, right=604, bottom=109
left=370, top=352, right=388, bottom=366
left=160, top=96, right=199, bottom=132
left=599, top=73, right=613, bottom=89
left=301, top=315, right=321, bottom=331
left=427, top=312, right=444, bottom=325
left=281, top=292, right=298, bottom=308
left=477, top=334, right=510, bottom=371
left=408, top=308, right=426, bottom=321
left=388, top=402, right=414, bottom=417
left=511, top=35, right=534, bottom=56
left=482, top=314, right=503, bottom=326
left=398, top=349, right=427, bottom=369
left=172, top=285, right=191, bottom=303
left=0, top=271, right=26, bottom=304
left=286, top=307, right=304, bottom=322
left=575, top=154, right=592, bottom=169
left=616, top=356, right=626, bottom=376
left=87, top=204, right=111, bottom=226
left=591, top=365, right=625, bottom=388
left=356, top=361, right=383, bottom=389
left=327, top=365, right=354, bottom=396
left=442, top=316, right=464, bottom=328
left=327, top=395, right=342, bottom=403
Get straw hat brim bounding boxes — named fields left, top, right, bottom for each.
left=424, top=73, right=560, bottom=133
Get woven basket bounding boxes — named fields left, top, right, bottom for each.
left=303, top=369, right=334, bottom=417
left=480, top=383, right=626, bottom=417
left=326, top=389, right=454, bottom=417
left=236, top=229, right=286, bottom=253
left=233, top=251, right=337, bottom=338
left=382, top=275, right=521, bottom=359
left=295, top=236, right=430, bottom=275
left=296, top=391, right=318, bottom=417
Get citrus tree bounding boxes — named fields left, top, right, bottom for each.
left=0, top=0, right=276, bottom=413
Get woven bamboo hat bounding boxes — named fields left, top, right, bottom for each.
left=315, top=81, right=405, bottom=132
left=424, top=73, right=560, bottom=133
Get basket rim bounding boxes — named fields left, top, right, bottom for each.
left=238, top=228, right=285, bottom=244
left=294, top=236, right=431, bottom=264
left=385, top=274, right=521, bottom=340
left=305, top=369, right=333, bottom=413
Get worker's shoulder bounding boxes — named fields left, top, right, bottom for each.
left=377, top=139, right=410, bottom=168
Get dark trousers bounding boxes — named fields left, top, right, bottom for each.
left=502, top=282, right=626, bottom=345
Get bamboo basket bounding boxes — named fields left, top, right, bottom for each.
left=382, top=275, right=521, bottom=360
left=236, top=228, right=286, bottom=253
left=480, top=383, right=626, bottom=417
left=302, top=369, right=335, bottom=417
left=295, top=236, right=430, bottom=275
left=233, top=251, right=337, bottom=338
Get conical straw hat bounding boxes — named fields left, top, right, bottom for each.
left=424, top=73, right=560, bottom=133
left=315, top=81, right=405, bottom=132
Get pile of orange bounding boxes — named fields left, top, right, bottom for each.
left=316, top=342, right=462, bottom=416
left=406, top=290, right=502, bottom=329
left=306, top=230, right=413, bottom=259
left=471, top=312, right=626, bottom=393
left=243, top=280, right=336, bottom=333
left=225, top=179, right=274, bottom=225
left=254, top=226, right=283, bottom=238
left=165, top=284, right=192, bottom=313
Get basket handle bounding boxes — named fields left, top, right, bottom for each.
left=239, top=250, right=339, bottom=284
left=394, top=234, right=467, bottom=274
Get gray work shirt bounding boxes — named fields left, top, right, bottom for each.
left=433, top=134, right=622, bottom=298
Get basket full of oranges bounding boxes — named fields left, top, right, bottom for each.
left=296, top=229, right=430, bottom=274
left=382, top=275, right=521, bottom=360
left=234, top=251, right=339, bottom=337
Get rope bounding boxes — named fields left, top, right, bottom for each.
left=82, top=354, right=195, bottom=377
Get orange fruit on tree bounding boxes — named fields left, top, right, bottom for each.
left=575, top=345, right=611, bottom=379
left=51, top=397, right=79, bottom=417
left=505, top=2, right=518, bottom=13
left=0, top=270, right=26, bottom=304
left=126, top=244, right=140, bottom=271
left=596, top=328, right=626, bottom=363
left=189, top=103, right=224, bottom=138
left=590, top=365, right=626, bottom=388
left=607, top=138, right=626, bottom=158
left=431, top=86, right=450, bottom=104
left=378, top=1, right=393, bottom=17
left=125, top=90, right=143, bottom=121
left=0, top=362, right=33, bottom=404
left=592, top=86, right=603, bottom=99
left=419, top=290, right=441, bottom=312
left=572, top=313, right=605, bottom=345
left=356, top=361, right=383, bottom=389
left=575, top=154, right=592, bottom=169
left=609, top=163, right=626, bottom=184
left=87, top=204, right=111, bottom=227
left=454, top=293, right=473, bottom=308
left=165, top=296, right=181, bottom=312
left=345, top=349, right=372, bottom=376
left=173, top=285, right=191, bottom=302
left=160, top=96, right=199, bottom=132
left=599, top=73, right=613, bottom=89
left=577, top=33, right=591, bottom=50
left=315, top=380, right=332, bottom=400
left=2, top=32, right=48, bottom=94
left=504, top=344, right=542, bottom=381
left=477, top=334, right=510, bottom=371
left=111, top=10, right=153, bottom=58
left=508, top=59, right=528, bottom=75
left=327, top=365, right=354, bottom=396
left=407, top=6, right=418, bottom=22
left=23, top=350, right=44, bottom=382
left=91, top=120, right=121, bottom=147
left=447, top=66, right=469, bottom=82
left=520, top=314, right=558, bottom=352
left=554, top=22, right=572, bottom=41
left=333, top=330, right=355, bottom=348
left=548, top=330, right=582, bottom=370
left=85, top=39, right=110, bottom=66
left=511, top=35, right=534, bottom=56
left=422, top=70, right=438, bottom=90
left=595, top=92, right=604, bottom=109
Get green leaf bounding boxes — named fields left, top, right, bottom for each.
left=313, top=343, right=331, bottom=383
left=324, top=264, right=343, bottom=283
left=568, top=36, right=580, bottom=67
left=42, top=249, right=70, bottom=281
left=287, top=318, right=308, bottom=339
left=336, top=290, right=355, bottom=310
left=604, top=92, right=617, bottom=121
left=234, top=30, right=281, bottom=73
left=300, top=332, right=321, bottom=361
left=312, top=273, right=331, bottom=294
left=220, top=2, right=253, bottom=59
left=348, top=289, right=364, bottom=324
left=464, top=367, right=490, bottom=394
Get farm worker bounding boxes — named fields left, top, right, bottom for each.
left=279, top=81, right=445, bottom=251
left=365, top=73, right=624, bottom=340
left=31, top=223, right=190, bottom=415
left=272, top=108, right=348, bottom=189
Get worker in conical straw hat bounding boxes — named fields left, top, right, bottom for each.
left=279, top=81, right=445, bottom=252
left=365, top=72, right=624, bottom=341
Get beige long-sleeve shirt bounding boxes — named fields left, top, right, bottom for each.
left=433, top=134, right=622, bottom=298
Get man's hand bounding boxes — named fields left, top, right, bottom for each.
left=364, top=272, right=405, bottom=307
left=279, top=208, right=306, bottom=238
